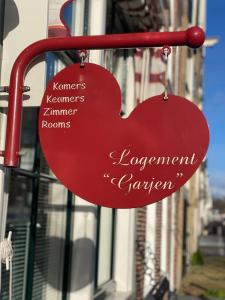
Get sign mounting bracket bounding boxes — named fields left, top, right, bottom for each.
left=2, top=26, right=205, bottom=167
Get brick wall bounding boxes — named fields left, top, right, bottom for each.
left=155, top=201, right=162, bottom=282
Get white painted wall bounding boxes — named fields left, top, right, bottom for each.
left=169, top=194, right=176, bottom=291
left=144, top=203, right=156, bottom=295
left=125, top=54, right=136, bottom=116
left=88, top=0, right=107, bottom=64
left=113, top=45, right=137, bottom=297
left=160, top=198, right=168, bottom=276
left=114, top=209, right=136, bottom=293
left=69, top=1, right=107, bottom=299
left=72, top=0, right=84, bottom=36
left=0, top=0, right=48, bottom=107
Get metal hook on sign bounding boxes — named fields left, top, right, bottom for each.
left=161, top=46, right=171, bottom=101
left=79, top=49, right=88, bottom=68
left=162, top=46, right=171, bottom=61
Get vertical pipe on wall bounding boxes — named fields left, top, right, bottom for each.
left=0, top=0, right=7, bottom=295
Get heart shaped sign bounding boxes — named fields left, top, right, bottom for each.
left=38, top=63, right=209, bottom=208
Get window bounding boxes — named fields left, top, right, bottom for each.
left=2, top=107, right=71, bottom=300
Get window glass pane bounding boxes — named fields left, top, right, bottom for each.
left=46, top=53, right=58, bottom=81
left=97, top=208, right=114, bottom=286
left=32, top=179, right=68, bottom=300
left=19, top=106, right=56, bottom=179
left=7, top=171, right=32, bottom=223
left=2, top=172, right=68, bottom=300
left=20, top=107, right=38, bottom=171
left=1, top=172, right=32, bottom=300
left=19, top=106, right=58, bottom=179
left=39, top=151, right=51, bottom=175
left=39, top=150, right=59, bottom=180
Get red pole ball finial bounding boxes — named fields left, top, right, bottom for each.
left=186, top=26, right=205, bottom=48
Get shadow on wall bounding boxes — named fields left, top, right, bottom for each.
left=70, top=237, right=96, bottom=291
left=3, top=0, right=19, bottom=40
left=36, top=236, right=95, bottom=292
left=35, top=205, right=97, bottom=292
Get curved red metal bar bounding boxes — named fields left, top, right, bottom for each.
left=4, top=26, right=205, bottom=167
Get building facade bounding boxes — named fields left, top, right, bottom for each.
left=0, top=0, right=211, bottom=300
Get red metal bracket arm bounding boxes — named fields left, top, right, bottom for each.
left=4, top=26, right=205, bottom=167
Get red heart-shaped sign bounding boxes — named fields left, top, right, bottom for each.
left=39, top=63, right=209, bottom=208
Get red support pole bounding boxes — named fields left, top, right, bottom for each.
left=4, top=26, right=205, bottom=167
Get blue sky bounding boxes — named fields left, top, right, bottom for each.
left=204, top=0, right=225, bottom=198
